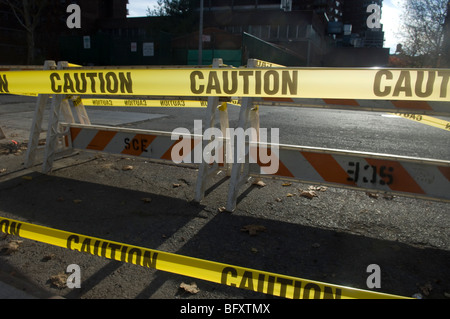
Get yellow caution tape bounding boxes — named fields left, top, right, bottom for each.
left=81, top=98, right=242, bottom=108
left=0, top=216, right=410, bottom=299
left=82, top=98, right=208, bottom=108
left=67, top=63, right=82, bottom=68
left=1, top=68, right=449, bottom=101
left=392, top=113, right=450, bottom=131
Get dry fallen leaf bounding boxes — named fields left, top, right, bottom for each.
left=180, top=282, right=200, bottom=294
left=173, top=183, right=181, bottom=188
left=0, top=240, right=23, bottom=255
left=241, top=225, right=266, bottom=236
left=218, top=206, right=226, bottom=213
left=141, top=197, right=152, bottom=203
left=300, top=190, right=318, bottom=199
left=308, top=185, right=328, bottom=192
left=286, top=193, right=294, bottom=197
left=282, top=182, right=292, bottom=187
left=122, top=165, right=134, bottom=171
left=252, top=180, right=266, bottom=187
left=275, top=197, right=282, bottom=202
left=366, top=192, right=379, bottom=199
left=49, top=273, right=68, bottom=289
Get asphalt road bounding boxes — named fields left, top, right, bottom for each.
left=0, top=95, right=449, bottom=302
left=88, top=102, right=450, bottom=160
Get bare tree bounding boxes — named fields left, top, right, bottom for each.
left=1, top=0, right=48, bottom=64
left=399, top=0, right=449, bottom=67
left=147, top=0, right=192, bottom=17
left=443, top=1, right=450, bottom=67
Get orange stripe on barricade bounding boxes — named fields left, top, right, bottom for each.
left=301, top=152, right=356, bottom=186
left=438, top=166, right=450, bottom=182
left=161, top=137, right=202, bottom=162
left=70, top=127, right=82, bottom=141
left=364, top=158, right=425, bottom=195
left=391, top=100, right=433, bottom=111
left=323, top=99, right=360, bottom=106
left=262, top=97, right=295, bottom=103
left=254, top=147, right=294, bottom=178
left=87, top=131, right=117, bottom=151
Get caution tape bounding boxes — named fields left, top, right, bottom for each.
left=0, top=216, right=410, bottom=299
left=82, top=98, right=208, bottom=108
left=392, top=113, right=450, bottom=131
left=1, top=68, right=449, bottom=101
left=82, top=98, right=242, bottom=108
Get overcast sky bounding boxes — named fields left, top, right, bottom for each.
left=127, top=0, right=405, bottom=53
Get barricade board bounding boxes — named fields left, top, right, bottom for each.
left=64, top=124, right=450, bottom=203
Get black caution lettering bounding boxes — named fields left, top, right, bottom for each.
left=302, top=283, right=321, bottom=299
left=222, top=71, right=238, bottom=94
left=221, top=267, right=238, bottom=287
left=50, top=72, right=133, bottom=94
left=190, top=70, right=299, bottom=96
left=0, top=219, right=21, bottom=236
left=415, top=71, right=435, bottom=98
left=393, top=71, right=412, bottom=97
left=66, top=235, right=79, bottom=251
left=0, top=74, right=9, bottom=93
left=74, top=73, right=87, bottom=93
left=239, top=271, right=254, bottom=290
left=64, top=73, right=75, bottom=93
left=375, top=70, right=445, bottom=99
left=206, top=71, right=221, bottom=94
left=374, top=70, right=393, bottom=97
left=438, top=70, right=449, bottom=98
left=190, top=71, right=204, bottom=94
left=220, top=266, right=343, bottom=299
left=264, top=70, right=279, bottom=95
left=105, top=72, right=118, bottom=93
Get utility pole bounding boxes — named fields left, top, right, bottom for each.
left=198, top=0, right=204, bottom=65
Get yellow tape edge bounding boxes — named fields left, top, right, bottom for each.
left=392, top=113, right=450, bottom=131
left=0, top=216, right=410, bottom=299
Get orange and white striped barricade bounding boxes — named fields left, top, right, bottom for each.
left=242, top=142, right=450, bottom=203
left=62, top=124, right=207, bottom=166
